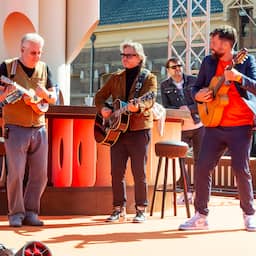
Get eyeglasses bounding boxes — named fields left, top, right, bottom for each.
left=120, top=53, right=138, bottom=59
left=29, top=51, right=42, bottom=56
left=168, top=64, right=182, bottom=69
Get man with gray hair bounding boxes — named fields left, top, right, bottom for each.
left=95, top=40, right=157, bottom=223
left=0, top=32, right=57, bottom=227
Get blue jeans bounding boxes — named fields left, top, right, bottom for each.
left=194, top=125, right=255, bottom=216
left=110, top=129, right=150, bottom=208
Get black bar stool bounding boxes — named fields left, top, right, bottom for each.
left=150, top=140, right=191, bottom=218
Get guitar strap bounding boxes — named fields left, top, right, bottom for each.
left=10, top=59, right=18, bottom=79
left=0, top=59, right=22, bottom=107
left=134, top=68, right=150, bottom=98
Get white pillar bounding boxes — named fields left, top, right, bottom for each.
left=39, top=0, right=69, bottom=104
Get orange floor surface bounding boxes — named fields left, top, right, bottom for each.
left=0, top=196, right=255, bottom=256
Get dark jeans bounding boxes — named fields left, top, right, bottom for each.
left=177, top=126, right=205, bottom=192
left=194, top=125, right=255, bottom=216
left=110, top=129, right=151, bottom=208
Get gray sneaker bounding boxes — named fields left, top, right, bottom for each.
left=106, top=206, right=126, bottom=222
left=243, top=214, right=256, bottom=232
left=133, top=210, right=146, bottom=223
left=179, top=212, right=208, bottom=230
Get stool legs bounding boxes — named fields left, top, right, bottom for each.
left=172, top=158, right=177, bottom=216
left=161, top=157, right=169, bottom=218
left=179, top=158, right=191, bottom=218
left=150, top=156, right=191, bottom=218
left=150, top=157, right=162, bottom=217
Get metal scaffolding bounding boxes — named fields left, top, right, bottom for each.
left=222, top=0, right=256, bottom=21
left=168, top=0, right=211, bottom=74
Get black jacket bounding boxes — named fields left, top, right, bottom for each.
left=160, top=74, right=200, bottom=124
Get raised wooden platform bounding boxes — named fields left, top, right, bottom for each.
left=1, top=156, right=256, bottom=216
left=0, top=185, right=176, bottom=216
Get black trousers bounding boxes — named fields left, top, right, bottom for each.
left=110, top=129, right=151, bottom=208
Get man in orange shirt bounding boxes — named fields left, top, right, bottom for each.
left=179, top=25, right=256, bottom=231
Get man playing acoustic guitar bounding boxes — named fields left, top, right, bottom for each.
left=94, top=40, right=157, bottom=223
left=179, top=25, right=256, bottom=231
left=0, top=33, right=57, bottom=227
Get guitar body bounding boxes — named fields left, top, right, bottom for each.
left=94, top=100, right=130, bottom=146
left=109, top=99, right=130, bottom=132
left=24, top=95, right=49, bottom=115
left=94, top=114, right=121, bottom=146
left=0, top=75, right=49, bottom=114
left=94, top=91, right=155, bottom=146
left=197, top=48, right=248, bottom=127
left=198, top=76, right=230, bottom=127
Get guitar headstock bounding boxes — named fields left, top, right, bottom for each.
left=233, top=48, right=248, bottom=65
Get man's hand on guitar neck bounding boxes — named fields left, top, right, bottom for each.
left=224, top=68, right=243, bottom=83
left=195, top=88, right=213, bottom=103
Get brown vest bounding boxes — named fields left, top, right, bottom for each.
left=3, top=58, right=47, bottom=127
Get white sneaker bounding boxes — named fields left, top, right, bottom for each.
left=177, top=192, right=193, bottom=205
left=179, top=212, right=208, bottom=230
left=243, top=214, right=256, bottom=232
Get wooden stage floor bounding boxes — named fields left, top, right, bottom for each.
left=0, top=196, right=255, bottom=256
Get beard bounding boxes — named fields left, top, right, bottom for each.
left=211, top=49, right=225, bottom=60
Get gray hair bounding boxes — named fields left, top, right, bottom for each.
left=120, top=40, right=147, bottom=66
left=21, top=33, right=45, bottom=47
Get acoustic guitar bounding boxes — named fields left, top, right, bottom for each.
left=94, top=91, right=155, bottom=146
left=198, top=48, right=248, bottom=127
left=0, top=75, right=49, bottom=115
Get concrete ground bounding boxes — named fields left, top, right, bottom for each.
left=0, top=196, right=255, bottom=256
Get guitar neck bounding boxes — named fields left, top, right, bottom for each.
left=113, top=104, right=129, bottom=117
left=1, top=75, right=35, bottom=98
left=13, top=82, right=35, bottom=98
left=114, top=97, right=142, bottom=115
left=111, top=92, right=155, bottom=118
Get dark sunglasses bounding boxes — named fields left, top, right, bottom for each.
left=168, top=64, right=182, bottom=69
left=120, top=53, right=138, bottom=59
